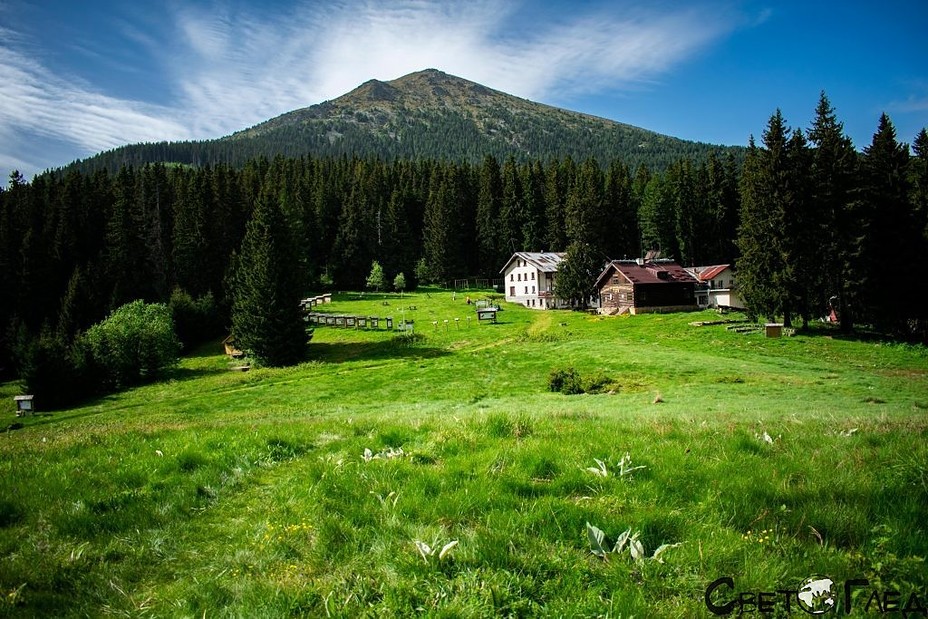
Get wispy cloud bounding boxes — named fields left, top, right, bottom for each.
left=166, top=0, right=738, bottom=134
left=1, top=1, right=740, bottom=177
left=0, top=26, right=189, bottom=176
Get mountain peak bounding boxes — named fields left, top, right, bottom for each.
left=73, top=68, right=740, bottom=173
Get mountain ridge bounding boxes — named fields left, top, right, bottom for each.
left=68, top=69, right=742, bottom=173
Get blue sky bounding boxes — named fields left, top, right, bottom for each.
left=2, top=0, right=926, bottom=179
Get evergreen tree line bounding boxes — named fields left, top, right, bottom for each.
left=0, top=94, right=925, bottom=401
left=737, top=96, right=928, bottom=339
left=67, top=107, right=733, bottom=177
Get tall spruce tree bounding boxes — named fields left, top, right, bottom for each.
left=807, top=92, right=858, bottom=331
left=604, top=159, right=638, bottom=259
left=543, top=158, right=570, bottom=252
left=553, top=241, right=601, bottom=309
left=737, top=132, right=782, bottom=321
left=854, top=114, right=914, bottom=336
left=421, top=164, right=463, bottom=284
left=476, top=155, right=504, bottom=275
left=229, top=192, right=306, bottom=366
left=565, top=157, right=606, bottom=254
left=911, top=128, right=928, bottom=252
left=782, top=129, right=815, bottom=327
left=638, top=174, right=675, bottom=257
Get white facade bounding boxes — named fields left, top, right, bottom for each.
left=687, top=265, right=745, bottom=310
left=500, top=252, right=569, bottom=310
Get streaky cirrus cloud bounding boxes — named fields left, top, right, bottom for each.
left=1, top=1, right=740, bottom=178
left=0, top=28, right=189, bottom=176
left=169, top=0, right=738, bottom=136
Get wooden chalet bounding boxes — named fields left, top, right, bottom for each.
left=596, top=259, right=699, bottom=315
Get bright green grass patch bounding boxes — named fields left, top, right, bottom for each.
left=1, top=290, right=926, bottom=616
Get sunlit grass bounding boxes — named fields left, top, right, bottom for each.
left=1, top=288, right=926, bottom=616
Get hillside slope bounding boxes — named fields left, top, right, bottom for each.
left=70, top=69, right=739, bottom=172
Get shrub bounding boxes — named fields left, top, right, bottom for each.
left=548, top=367, right=584, bottom=395
left=80, top=300, right=180, bottom=389
left=548, top=367, right=614, bottom=395
left=583, top=371, right=615, bottom=394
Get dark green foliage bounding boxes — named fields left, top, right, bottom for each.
left=230, top=194, right=307, bottom=366
left=19, top=326, right=81, bottom=409
left=553, top=241, right=601, bottom=309
left=853, top=115, right=918, bottom=337
left=169, top=288, right=223, bottom=348
left=737, top=113, right=794, bottom=322
left=79, top=300, right=180, bottom=389
left=547, top=367, right=583, bottom=395
left=807, top=93, right=858, bottom=332
left=547, top=367, right=613, bottom=395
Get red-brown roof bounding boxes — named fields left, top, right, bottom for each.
left=690, top=264, right=730, bottom=281
left=596, top=260, right=698, bottom=288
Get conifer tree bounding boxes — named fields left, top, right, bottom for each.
left=421, top=165, right=463, bottom=284
left=499, top=156, right=523, bottom=256
left=565, top=157, right=606, bottom=254
left=807, top=92, right=858, bottom=331
left=782, top=128, right=814, bottom=327
left=553, top=241, right=601, bottom=309
left=229, top=193, right=306, bottom=366
left=604, top=159, right=637, bottom=259
left=737, top=133, right=781, bottom=321
left=638, top=174, right=675, bottom=257
left=854, top=114, right=914, bottom=335
left=911, top=128, right=928, bottom=251
left=476, top=155, right=503, bottom=275
left=543, top=158, right=570, bottom=252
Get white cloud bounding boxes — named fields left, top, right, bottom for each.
left=0, top=28, right=190, bottom=177
left=165, top=0, right=737, bottom=136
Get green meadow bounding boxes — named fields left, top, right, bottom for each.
left=1, top=289, right=926, bottom=617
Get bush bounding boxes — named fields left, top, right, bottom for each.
left=548, top=367, right=615, bottom=395
left=80, top=301, right=180, bottom=389
left=548, top=367, right=584, bottom=395
left=583, top=371, right=615, bottom=394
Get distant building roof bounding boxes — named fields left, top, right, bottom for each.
left=687, top=264, right=731, bottom=282
left=499, top=252, right=566, bottom=274
left=596, top=259, right=697, bottom=288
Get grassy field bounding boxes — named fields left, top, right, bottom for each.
left=1, top=289, right=926, bottom=617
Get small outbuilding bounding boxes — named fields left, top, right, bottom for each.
left=596, top=259, right=699, bottom=315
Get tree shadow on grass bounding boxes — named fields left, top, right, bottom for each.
left=795, top=322, right=926, bottom=346
left=306, top=337, right=451, bottom=364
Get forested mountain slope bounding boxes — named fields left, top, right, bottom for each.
left=68, top=69, right=740, bottom=173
